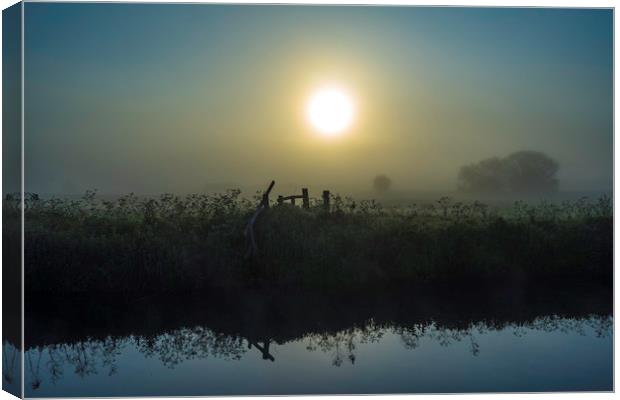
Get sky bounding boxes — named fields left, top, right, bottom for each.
left=3, top=2, right=21, bottom=198
left=18, top=4, right=613, bottom=196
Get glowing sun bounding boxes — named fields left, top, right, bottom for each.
left=306, top=87, right=355, bottom=136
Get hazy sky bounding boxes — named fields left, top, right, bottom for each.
left=22, top=4, right=612, bottom=195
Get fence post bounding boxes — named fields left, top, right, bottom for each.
left=322, top=190, right=330, bottom=212
left=302, top=188, right=309, bottom=209
left=262, top=180, right=275, bottom=209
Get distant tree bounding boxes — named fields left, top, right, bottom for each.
left=458, top=151, right=559, bottom=194
left=373, top=175, right=392, bottom=193
left=504, top=151, right=559, bottom=193
left=457, top=157, right=508, bottom=193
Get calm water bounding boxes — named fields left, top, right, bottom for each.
left=17, top=285, right=614, bottom=396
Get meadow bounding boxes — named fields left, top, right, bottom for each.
left=7, top=190, right=612, bottom=299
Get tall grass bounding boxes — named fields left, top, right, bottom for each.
left=7, top=191, right=611, bottom=298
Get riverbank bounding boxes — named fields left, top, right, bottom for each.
left=7, top=191, right=612, bottom=298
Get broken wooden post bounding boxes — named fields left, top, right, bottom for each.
left=261, top=180, right=275, bottom=209
left=322, top=190, right=330, bottom=211
left=248, top=339, right=275, bottom=362
left=302, top=188, right=309, bottom=209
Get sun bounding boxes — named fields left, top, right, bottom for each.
left=306, top=87, right=355, bottom=136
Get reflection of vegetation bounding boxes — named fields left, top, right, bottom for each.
left=23, top=279, right=613, bottom=389
left=26, top=337, right=127, bottom=390
left=305, top=323, right=384, bottom=366
left=22, top=279, right=612, bottom=396
left=394, top=316, right=613, bottom=359
left=10, top=190, right=612, bottom=297
left=395, top=323, right=427, bottom=350
left=3, top=342, right=17, bottom=385
left=25, top=325, right=250, bottom=391
left=47, top=337, right=125, bottom=380
left=24, top=313, right=612, bottom=392
left=136, top=327, right=247, bottom=368
left=529, top=315, right=613, bottom=338
left=27, top=349, right=43, bottom=390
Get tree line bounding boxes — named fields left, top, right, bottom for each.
left=372, top=150, right=559, bottom=195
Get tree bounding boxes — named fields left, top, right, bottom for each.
left=458, top=151, right=559, bottom=194
left=504, top=151, right=559, bottom=193
left=373, top=175, right=392, bottom=193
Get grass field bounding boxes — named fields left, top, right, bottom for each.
left=7, top=190, right=612, bottom=299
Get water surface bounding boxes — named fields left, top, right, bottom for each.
left=20, top=284, right=613, bottom=396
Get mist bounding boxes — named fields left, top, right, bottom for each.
left=21, top=5, right=612, bottom=200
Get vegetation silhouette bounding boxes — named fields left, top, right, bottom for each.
left=6, top=189, right=611, bottom=299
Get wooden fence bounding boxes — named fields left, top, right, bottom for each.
left=244, top=181, right=330, bottom=258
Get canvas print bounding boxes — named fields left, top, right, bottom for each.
left=2, top=2, right=614, bottom=397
